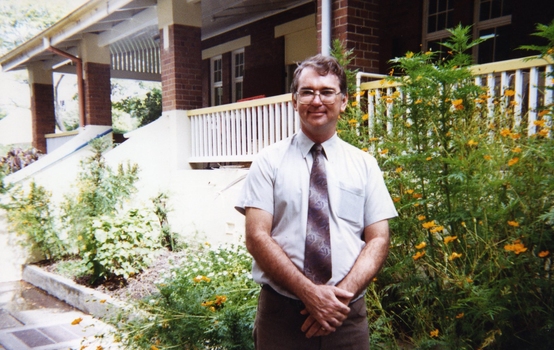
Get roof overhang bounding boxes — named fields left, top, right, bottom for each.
left=0, top=0, right=311, bottom=75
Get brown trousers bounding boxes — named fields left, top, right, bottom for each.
left=253, top=285, right=370, bottom=350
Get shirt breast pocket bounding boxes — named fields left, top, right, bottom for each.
left=336, top=183, right=364, bottom=225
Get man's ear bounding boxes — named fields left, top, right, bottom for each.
left=340, top=93, right=348, bottom=112
left=292, top=93, right=298, bottom=110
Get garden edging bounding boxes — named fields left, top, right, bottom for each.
left=22, top=264, right=126, bottom=320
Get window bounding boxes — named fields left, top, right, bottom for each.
left=423, top=0, right=455, bottom=52
left=474, top=0, right=512, bottom=63
left=232, top=49, right=244, bottom=102
left=211, top=56, right=223, bottom=106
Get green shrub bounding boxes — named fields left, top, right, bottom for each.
left=336, top=24, right=554, bottom=349
left=115, top=242, right=258, bottom=350
left=3, top=181, right=65, bottom=260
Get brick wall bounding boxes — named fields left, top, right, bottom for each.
left=30, top=83, right=56, bottom=153
left=319, top=0, right=381, bottom=73
left=161, top=24, right=203, bottom=111
left=84, top=62, right=112, bottom=126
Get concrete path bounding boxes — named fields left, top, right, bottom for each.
left=0, top=281, right=119, bottom=350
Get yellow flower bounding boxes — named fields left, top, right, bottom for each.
left=71, top=317, right=83, bottom=325
left=455, top=312, right=465, bottom=319
left=351, top=101, right=358, bottom=107
left=504, top=89, right=515, bottom=96
left=395, top=167, right=403, bottom=173
left=448, top=252, right=463, bottom=261
left=444, top=236, right=458, bottom=244
left=415, top=99, right=423, bottom=104
left=512, top=147, right=522, bottom=153
left=422, top=220, right=436, bottom=229
left=538, top=128, right=549, bottom=137
left=430, top=225, right=444, bottom=233
left=369, top=137, right=379, bottom=141
left=507, top=157, right=519, bottom=166
left=362, top=114, right=369, bottom=121
left=99, top=299, right=106, bottom=304
left=393, top=197, right=401, bottom=203
left=413, top=251, right=426, bottom=260
left=348, top=118, right=357, bottom=126
left=461, top=222, right=466, bottom=227
left=430, top=329, right=439, bottom=338
left=538, top=110, right=550, bottom=117
left=193, top=275, right=211, bottom=283
left=510, top=133, right=521, bottom=140
left=483, top=155, right=492, bottom=160
left=538, top=251, right=550, bottom=258
left=406, top=189, right=414, bottom=194
left=452, top=99, right=463, bottom=106
left=361, top=147, right=368, bottom=152
left=417, top=215, right=426, bottom=221
left=466, top=277, right=473, bottom=283
left=415, top=242, right=427, bottom=250
left=380, top=149, right=389, bottom=155
left=467, top=139, right=478, bottom=147
left=507, top=220, right=519, bottom=227
left=534, top=119, right=546, bottom=127
left=426, top=156, right=432, bottom=161
left=504, top=241, right=527, bottom=255
left=151, top=346, right=159, bottom=350
left=500, top=128, right=511, bottom=137
left=413, top=193, right=423, bottom=199
left=406, top=51, right=414, bottom=58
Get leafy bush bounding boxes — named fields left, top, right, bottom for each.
left=3, top=181, right=65, bottom=260
left=0, top=147, right=41, bottom=174
left=61, top=137, right=160, bottom=282
left=337, top=25, right=554, bottom=349
left=113, top=87, right=162, bottom=128
left=85, top=209, right=159, bottom=280
left=115, top=242, right=259, bottom=350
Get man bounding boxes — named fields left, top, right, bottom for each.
left=235, top=54, right=397, bottom=349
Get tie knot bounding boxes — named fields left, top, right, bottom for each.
left=311, top=143, right=323, bottom=155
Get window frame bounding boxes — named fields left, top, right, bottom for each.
left=211, top=55, right=223, bottom=106
left=232, top=49, right=244, bottom=103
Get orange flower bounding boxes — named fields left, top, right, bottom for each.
left=483, top=155, right=492, bottom=160
left=430, top=225, right=444, bottom=233
left=512, top=146, right=522, bottom=153
left=507, top=220, right=519, bottom=227
left=380, top=149, right=389, bottom=155
left=415, top=242, right=427, bottom=250
left=426, top=156, right=432, bottom=161
left=395, top=167, right=403, bottom=173
left=467, top=139, right=478, bottom=146
left=504, top=239, right=527, bottom=254
left=538, top=129, right=550, bottom=137
left=417, top=215, right=426, bottom=221
left=533, top=119, right=546, bottom=127
left=504, top=89, right=515, bottom=96
left=500, top=128, right=511, bottom=137
left=430, top=329, right=439, bottom=338
left=393, top=197, right=401, bottom=203
left=455, top=312, right=465, bottom=319
left=448, top=252, right=463, bottom=261
left=507, top=157, right=519, bottom=166
left=71, top=317, right=83, bottom=325
left=444, top=236, right=458, bottom=244
left=406, top=189, right=414, bottom=194
left=422, top=220, right=436, bottom=229
left=510, top=133, right=521, bottom=140
left=538, top=251, right=550, bottom=258
left=413, top=251, right=426, bottom=260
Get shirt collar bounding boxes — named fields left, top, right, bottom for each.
left=296, top=130, right=339, bottom=161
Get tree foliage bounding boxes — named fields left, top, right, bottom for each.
left=113, top=88, right=162, bottom=128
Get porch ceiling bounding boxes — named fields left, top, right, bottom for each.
left=0, top=0, right=311, bottom=76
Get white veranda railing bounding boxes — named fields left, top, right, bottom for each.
left=360, top=56, right=554, bottom=137
left=187, top=94, right=299, bottom=163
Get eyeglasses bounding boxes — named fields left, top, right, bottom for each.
left=295, top=89, right=342, bottom=105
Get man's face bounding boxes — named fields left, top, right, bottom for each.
left=292, top=67, right=348, bottom=143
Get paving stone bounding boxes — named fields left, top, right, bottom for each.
left=37, top=325, right=80, bottom=343
left=11, top=329, right=55, bottom=347
left=0, top=310, right=23, bottom=330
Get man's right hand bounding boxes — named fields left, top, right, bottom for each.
left=298, top=284, right=353, bottom=338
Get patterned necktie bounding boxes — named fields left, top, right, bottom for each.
left=304, top=143, right=332, bottom=284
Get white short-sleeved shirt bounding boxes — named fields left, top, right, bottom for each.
left=235, top=130, right=398, bottom=299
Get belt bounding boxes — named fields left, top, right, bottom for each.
left=261, top=284, right=306, bottom=309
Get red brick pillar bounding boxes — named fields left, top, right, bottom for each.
left=83, top=62, right=112, bottom=125
left=27, top=62, right=55, bottom=153
left=318, top=0, right=381, bottom=73
left=160, top=24, right=203, bottom=111
left=30, top=83, right=56, bottom=153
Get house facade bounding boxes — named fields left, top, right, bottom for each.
left=1, top=0, right=552, bottom=155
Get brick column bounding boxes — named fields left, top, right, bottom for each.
left=84, top=62, right=112, bottom=125
left=160, top=24, right=202, bottom=111
left=318, top=0, right=381, bottom=73
left=27, top=62, right=55, bottom=153
left=30, top=84, right=56, bottom=153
